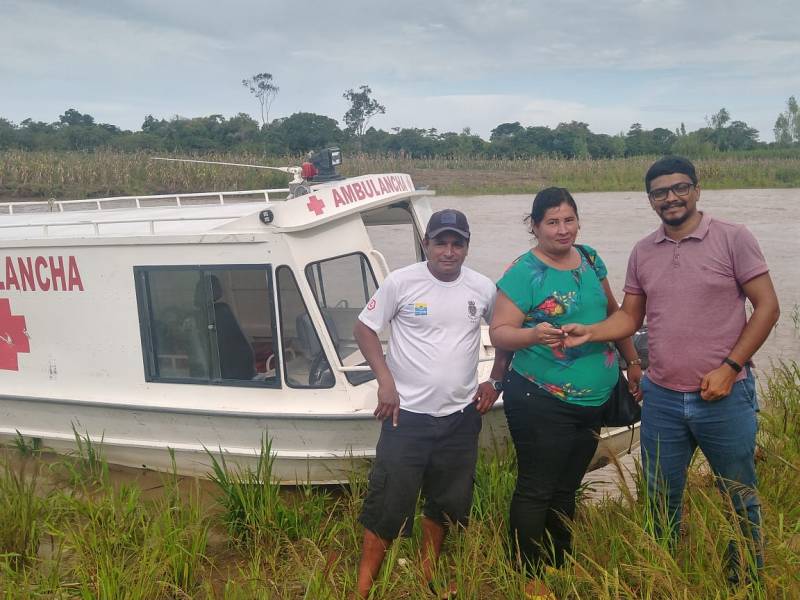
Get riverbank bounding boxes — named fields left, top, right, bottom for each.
left=2, top=150, right=800, bottom=199
left=1, top=362, right=797, bottom=598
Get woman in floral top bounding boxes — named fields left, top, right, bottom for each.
left=490, top=187, right=642, bottom=599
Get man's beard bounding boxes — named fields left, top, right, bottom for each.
left=659, top=202, right=692, bottom=226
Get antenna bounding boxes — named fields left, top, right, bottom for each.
left=151, top=157, right=303, bottom=184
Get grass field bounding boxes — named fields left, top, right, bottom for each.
left=1, top=361, right=798, bottom=599
left=2, top=150, right=800, bottom=200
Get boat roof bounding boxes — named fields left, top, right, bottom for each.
left=0, top=173, right=433, bottom=243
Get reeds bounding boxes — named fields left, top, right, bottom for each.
left=2, top=150, right=799, bottom=199
left=0, top=440, right=46, bottom=571
left=0, top=363, right=798, bottom=598
left=205, top=436, right=341, bottom=547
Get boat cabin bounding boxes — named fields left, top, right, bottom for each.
left=0, top=170, right=507, bottom=481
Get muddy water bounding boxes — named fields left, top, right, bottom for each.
left=435, top=189, right=799, bottom=370
left=433, top=189, right=800, bottom=499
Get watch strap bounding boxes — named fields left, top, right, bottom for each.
left=723, top=357, right=743, bottom=373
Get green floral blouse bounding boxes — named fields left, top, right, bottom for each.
left=497, top=245, right=618, bottom=406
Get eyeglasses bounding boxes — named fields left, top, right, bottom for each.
left=648, top=182, right=695, bottom=203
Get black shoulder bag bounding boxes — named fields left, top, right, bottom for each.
left=575, top=245, right=641, bottom=429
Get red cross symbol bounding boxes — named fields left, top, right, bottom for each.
left=0, top=299, right=29, bottom=371
left=307, top=195, right=325, bottom=216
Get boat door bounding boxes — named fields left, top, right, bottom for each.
left=289, top=196, right=432, bottom=392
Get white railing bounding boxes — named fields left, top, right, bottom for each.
left=0, top=188, right=290, bottom=215
left=0, top=214, right=261, bottom=236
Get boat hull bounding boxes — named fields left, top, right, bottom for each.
left=0, top=395, right=638, bottom=482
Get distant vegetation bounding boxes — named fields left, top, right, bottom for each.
left=1, top=95, right=799, bottom=198
left=2, top=97, right=800, bottom=159
left=2, top=151, right=799, bottom=200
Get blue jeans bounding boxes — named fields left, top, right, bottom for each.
left=640, top=369, right=763, bottom=571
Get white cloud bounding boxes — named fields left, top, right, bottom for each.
left=0, top=0, right=796, bottom=140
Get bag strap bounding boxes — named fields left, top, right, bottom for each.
left=575, top=244, right=600, bottom=277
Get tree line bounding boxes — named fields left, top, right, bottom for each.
left=1, top=94, right=798, bottom=160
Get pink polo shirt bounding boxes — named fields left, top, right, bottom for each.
left=624, top=212, right=768, bottom=392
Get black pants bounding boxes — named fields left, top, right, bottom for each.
left=502, top=369, right=604, bottom=574
left=359, top=404, right=482, bottom=541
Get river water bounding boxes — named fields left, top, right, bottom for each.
left=435, top=188, right=799, bottom=374
left=432, top=189, right=800, bottom=498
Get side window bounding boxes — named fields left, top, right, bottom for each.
left=305, top=253, right=382, bottom=385
left=362, top=202, right=424, bottom=270
left=135, top=265, right=278, bottom=387
left=276, top=266, right=334, bottom=389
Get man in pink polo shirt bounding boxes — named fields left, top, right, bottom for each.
left=563, top=156, right=780, bottom=585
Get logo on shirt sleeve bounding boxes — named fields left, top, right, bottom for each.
left=367, top=298, right=376, bottom=310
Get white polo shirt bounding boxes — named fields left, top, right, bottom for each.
left=358, top=261, right=496, bottom=416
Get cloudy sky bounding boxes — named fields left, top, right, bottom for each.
left=2, top=0, right=798, bottom=140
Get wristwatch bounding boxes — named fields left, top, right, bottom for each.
left=722, top=357, right=743, bottom=373
left=488, top=378, right=503, bottom=392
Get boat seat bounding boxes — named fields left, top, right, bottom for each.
left=295, top=311, right=339, bottom=386
left=197, top=274, right=256, bottom=380
left=296, top=310, right=339, bottom=359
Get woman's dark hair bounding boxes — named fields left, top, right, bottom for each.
left=527, top=187, right=579, bottom=228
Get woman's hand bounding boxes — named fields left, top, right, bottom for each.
left=626, top=364, right=643, bottom=402
left=533, top=322, right=565, bottom=349
left=491, top=292, right=565, bottom=351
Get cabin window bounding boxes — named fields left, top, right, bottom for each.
left=305, top=252, right=383, bottom=385
left=361, top=202, right=424, bottom=271
left=135, top=265, right=278, bottom=387
left=275, top=266, right=334, bottom=388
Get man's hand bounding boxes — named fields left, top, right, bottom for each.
left=700, top=365, right=737, bottom=402
left=474, top=382, right=500, bottom=414
left=561, top=323, right=591, bottom=348
left=626, top=364, right=644, bottom=403
left=374, top=379, right=401, bottom=426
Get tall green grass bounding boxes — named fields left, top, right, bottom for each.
left=206, top=437, right=341, bottom=547
left=0, top=362, right=798, bottom=598
left=0, top=445, right=46, bottom=571
left=2, top=150, right=799, bottom=199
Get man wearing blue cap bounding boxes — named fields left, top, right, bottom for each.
left=353, top=209, right=509, bottom=598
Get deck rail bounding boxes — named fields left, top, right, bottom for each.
left=0, top=188, right=290, bottom=236
left=0, top=214, right=264, bottom=236
left=0, top=188, right=290, bottom=215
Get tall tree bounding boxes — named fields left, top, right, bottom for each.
left=342, top=85, right=386, bottom=138
left=59, top=108, right=95, bottom=127
left=709, top=107, right=730, bottom=130
left=703, top=108, right=760, bottom=150
left=490, top=122, right=524, bottom=141
left=774, top=96, right=799, bottom=145
left=268, top=112, right=343, bottom=154
left=242, top=73, right=279, bottom=127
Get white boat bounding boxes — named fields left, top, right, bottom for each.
left=0, top=150, right=638, bottom=482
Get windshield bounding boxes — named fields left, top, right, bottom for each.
left=305, top=252, right=385, bottom=385
left=361, top=202, right=424, bottom=271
